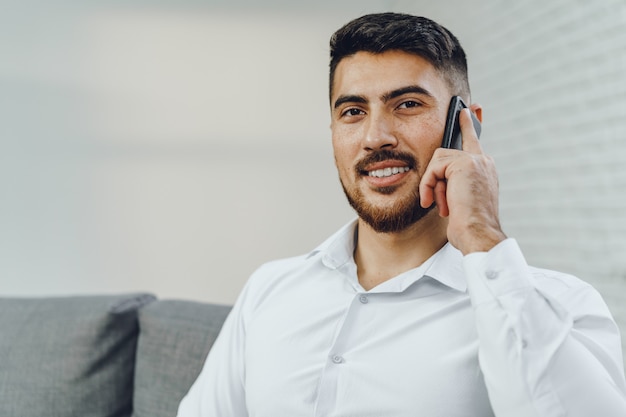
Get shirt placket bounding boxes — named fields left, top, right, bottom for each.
left=313, top=290, right=371, bottom=417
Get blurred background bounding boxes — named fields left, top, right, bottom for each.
left=2, top=0, right=625, bottom=352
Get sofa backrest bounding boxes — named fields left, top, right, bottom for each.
left=131, top=299, right=231, bottom=417
left=0, top=294, right=231, bottom=417
left=0, top=293, right=155, bottom=417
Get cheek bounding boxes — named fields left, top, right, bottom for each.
left=415, top=145, right=440, bottom=177
left=400, top=117, right=444, bottom=174
left=332, top=147, right=354, bottom=177
left=404, top=112, right=445, bottom=139
left=331, top=131, right=358, bottom=167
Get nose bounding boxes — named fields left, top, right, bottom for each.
left=363, top=112, right=398, bottom=151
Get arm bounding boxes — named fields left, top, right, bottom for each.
left=177, top=287, right=250, bottom=417
left=464, top=239, right=626, bottom=416
left=420, top=108, right=626, bottom=416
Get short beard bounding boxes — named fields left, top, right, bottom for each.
left=340, top=149, right=435, bottom=234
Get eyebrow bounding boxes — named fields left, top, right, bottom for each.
left=333, top=85, right=434, bottom=109
left=381, top=85, right=434, bottom=102
left=333, top=94, right=367, bottom=109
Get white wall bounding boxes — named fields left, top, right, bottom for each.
left=0, top=1, right=393, bottom=303
left=390, top=0, right=626, bottom=360
left=2, top=0, right=625, bottom=357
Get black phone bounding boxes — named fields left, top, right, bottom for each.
left=441, top=96, right=481, bottom=150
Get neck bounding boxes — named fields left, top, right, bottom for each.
left=354, top=210, right=448, bottom=291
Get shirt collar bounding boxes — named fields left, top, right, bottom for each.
left=306, top=219, right=357, bottom=269
left=423, top=243, right=467, bottom=292
left=307, top=219, right=467, bottom=293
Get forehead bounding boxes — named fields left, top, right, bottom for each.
left=331, top=50, right=450, bottom=103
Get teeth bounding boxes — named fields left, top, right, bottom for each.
left=368, top=166, right=410, bottom=178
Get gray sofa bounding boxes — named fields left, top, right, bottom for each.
left=0, top=293, right=232, bottom=417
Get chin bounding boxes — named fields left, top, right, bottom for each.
left=341, top=182, right=434, bottom=233
left=358, top=203, right=435, bottom=234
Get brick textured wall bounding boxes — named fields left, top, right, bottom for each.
left=392, top=0, right=626, bottom=362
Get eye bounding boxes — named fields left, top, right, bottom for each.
left=341, top=108, right=365, bottom=117
left=398, top=100, right=421, bottom=109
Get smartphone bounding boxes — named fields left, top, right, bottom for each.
left=441, top=96, right=481, bottom=150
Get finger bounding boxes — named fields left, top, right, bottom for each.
left=459, top=108, right=483, bottom=154
left=419, top=149, right=449, bottom=208
left=434, top=180, right=449, bottom=217
left=419, top=180, right=434, bottom=209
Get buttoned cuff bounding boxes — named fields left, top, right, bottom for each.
left=463, top=238, right=533, bottom=306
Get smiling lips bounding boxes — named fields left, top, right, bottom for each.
left=367, top=166, right=411, bottom=178
left=354, top=149, right=416, bottom=187
left=362, top=162, right=412, bottom=188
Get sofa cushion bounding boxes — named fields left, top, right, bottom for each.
left=0, top=293, right=155, bottom=417
left=131, top=299, right=232, bottom=417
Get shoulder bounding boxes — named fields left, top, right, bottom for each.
left=245, top=254, right=312, bottom=294
left=528, top=265, right=591, bottom=294
left=528, top=265, right=596, bottom=297
left=243, top=220, right=358, bottom=297
left=250, top=254, right=310, bottom=279
left=236, top=253, right=319, bottom=312
left=528, top=265, right=612, bottom=318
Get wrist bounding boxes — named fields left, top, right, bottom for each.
left=457, top=227, right=507, bottom=255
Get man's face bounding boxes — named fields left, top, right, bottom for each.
left=330, top=50, right=452, bottom=233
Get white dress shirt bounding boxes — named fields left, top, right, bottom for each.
left=177, top=220, right=626, bottom=417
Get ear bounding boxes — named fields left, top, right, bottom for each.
left=469, top=103, right=483, bottom=123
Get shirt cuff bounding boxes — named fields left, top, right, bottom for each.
left=463, top=238, right=533, bottom=306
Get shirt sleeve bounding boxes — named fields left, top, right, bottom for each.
left=176, top=284, right=250, bottom=417
left=463, top=238, right=626, bottom=417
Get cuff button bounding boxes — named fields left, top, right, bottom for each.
left=486, top=270, right=499, bottom=280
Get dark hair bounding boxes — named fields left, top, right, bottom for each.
left=329, top=13, right=470, bottom=100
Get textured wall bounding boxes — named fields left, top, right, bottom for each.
left=391, top=0, right=626, bottom=361
left=2, top=0, right=625, bottom=360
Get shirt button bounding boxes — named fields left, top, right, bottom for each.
left=331, top=355, right=344, bottom=364
left=359, top=294, right=369, bottom=304
left=486, top=270, right=499, bottom=280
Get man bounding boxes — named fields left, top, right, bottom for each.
left=178, top=12, right=626, bottom=416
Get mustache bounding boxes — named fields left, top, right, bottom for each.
left=354, top=149, right=417, bottom=174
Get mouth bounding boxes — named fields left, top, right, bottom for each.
left=367, top=166, right=411, bottom=178
left=355, top=149, right=416, bottom=176
left=353, top=149, right=417, bottom=189
left=359, top=162, right=413, bottom=191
